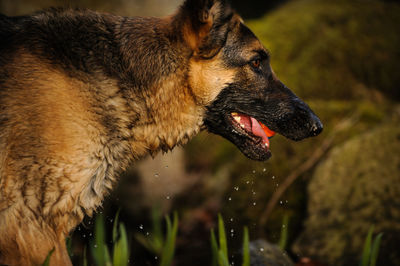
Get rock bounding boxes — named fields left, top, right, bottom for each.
left=249, top=239, right=294, bottom=266
left=293, top=122, right=400, bottom=266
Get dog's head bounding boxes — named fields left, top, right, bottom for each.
left=178, top=0, right=323, bottom=161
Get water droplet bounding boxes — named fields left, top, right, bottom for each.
left=230, top=229, right=234, bottom=233
left=246, top=180, right=250, bottom=184
left=139, top=224, right=144, bottom=230
left=83, top=234, right=86, bottom=238
left=253, top=191, right=256, bottom=195
left=234, top=186, right=239, bottom=191
left=276, top=184, right=279, bottom=187
left=272, top=176, right=275, bottom=179
left=146, top=232, right=150, bottom=236
left=253, top=202, right=257, bottom=206
left=280, top=200, right=283, bottom=204
left=154, top=173, right=159, bottom=177
left=155, top=256, right=158, bottom=260
left=263, top=168, right=266, bottom=172
left=282, top=225, right=286, bottom=228
left=252, top=170, right=256, bottom=174
left=166, top=196, right=170, bottom=200
left=260, top=248, right=264, bottom=252
left=286, top=200, right=289, bottom=203
left=228, top=197, right=232, bottom=201
left=230, top=218, right=233, bottom=222
left=94, top=244, right=97, bottom=248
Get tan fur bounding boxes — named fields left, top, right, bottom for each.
left=189, top=53, right=236, bottom=105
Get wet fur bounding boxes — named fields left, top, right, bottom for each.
left=0, top=0, right=321, bottom=264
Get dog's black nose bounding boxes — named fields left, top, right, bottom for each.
left=310, top=116, right=323, bottom=136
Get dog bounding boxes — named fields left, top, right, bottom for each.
left=0, top=0, right=322, bottom=264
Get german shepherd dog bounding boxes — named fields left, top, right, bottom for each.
left=0, top=0, right=322, bottom=264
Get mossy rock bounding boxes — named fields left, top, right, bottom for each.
left=247, top=0, right=400, bottom=100
left=293, top=121, right=400, bottom=265
left=249, top=240, right=294, bottom=266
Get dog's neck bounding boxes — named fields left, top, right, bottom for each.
left=128, top=73, right=205, bottom=159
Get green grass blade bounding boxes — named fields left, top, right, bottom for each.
left=160, top=212, right=178, bottom=266
left=113, top=223, right=130, bottom=266
left=242, top=227, right=250, bottom=266
left=160, top=215, right=172, bottom=266
left=370, top=233, right=383, bottom=266
left=134, top=207, right=165, bottom=256
left=113, top=209, right=121, bottom=243
left=41, top=248, right=55, bottom=266
left=135, top=233, right=160, bottom=255
left=278, top=214, right=289, bottom=251
left=92, top=214, right=111, bottom=266
left=218, top=214, right=228, bottom=261
left=361, top=226, right=374, bottom=266
left=169, top=212, right=179, bottom=264
left=152, top=206, right=164, bottom=252
left=210, top=229, right=219, bottom=266
left=104, top=247, right=111, bottom=266
left=218, top=250, right=230, bottom=266
left=83, top=246, right=88, bottom=266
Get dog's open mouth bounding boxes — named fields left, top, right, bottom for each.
left=230, top=112, right=276, bottom=151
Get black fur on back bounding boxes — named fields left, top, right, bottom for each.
left=0, top=8, right=190, bottom=90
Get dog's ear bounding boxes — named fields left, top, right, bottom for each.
left=178, top=0, right=234, bottom=58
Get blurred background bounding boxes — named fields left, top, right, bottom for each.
left=1, top=0, right=399, bottom=265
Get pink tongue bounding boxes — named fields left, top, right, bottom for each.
left=250, top=117, right=270, bottom=146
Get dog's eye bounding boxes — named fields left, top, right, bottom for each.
left=250, top=59, right=261, bottom=69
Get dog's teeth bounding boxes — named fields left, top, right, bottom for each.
left=233, top=116, right=241, bottom=124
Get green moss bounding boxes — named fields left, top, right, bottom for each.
left=294, top=121, right=400, bottom=265
left=247, top=0, right=400, bottom=100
